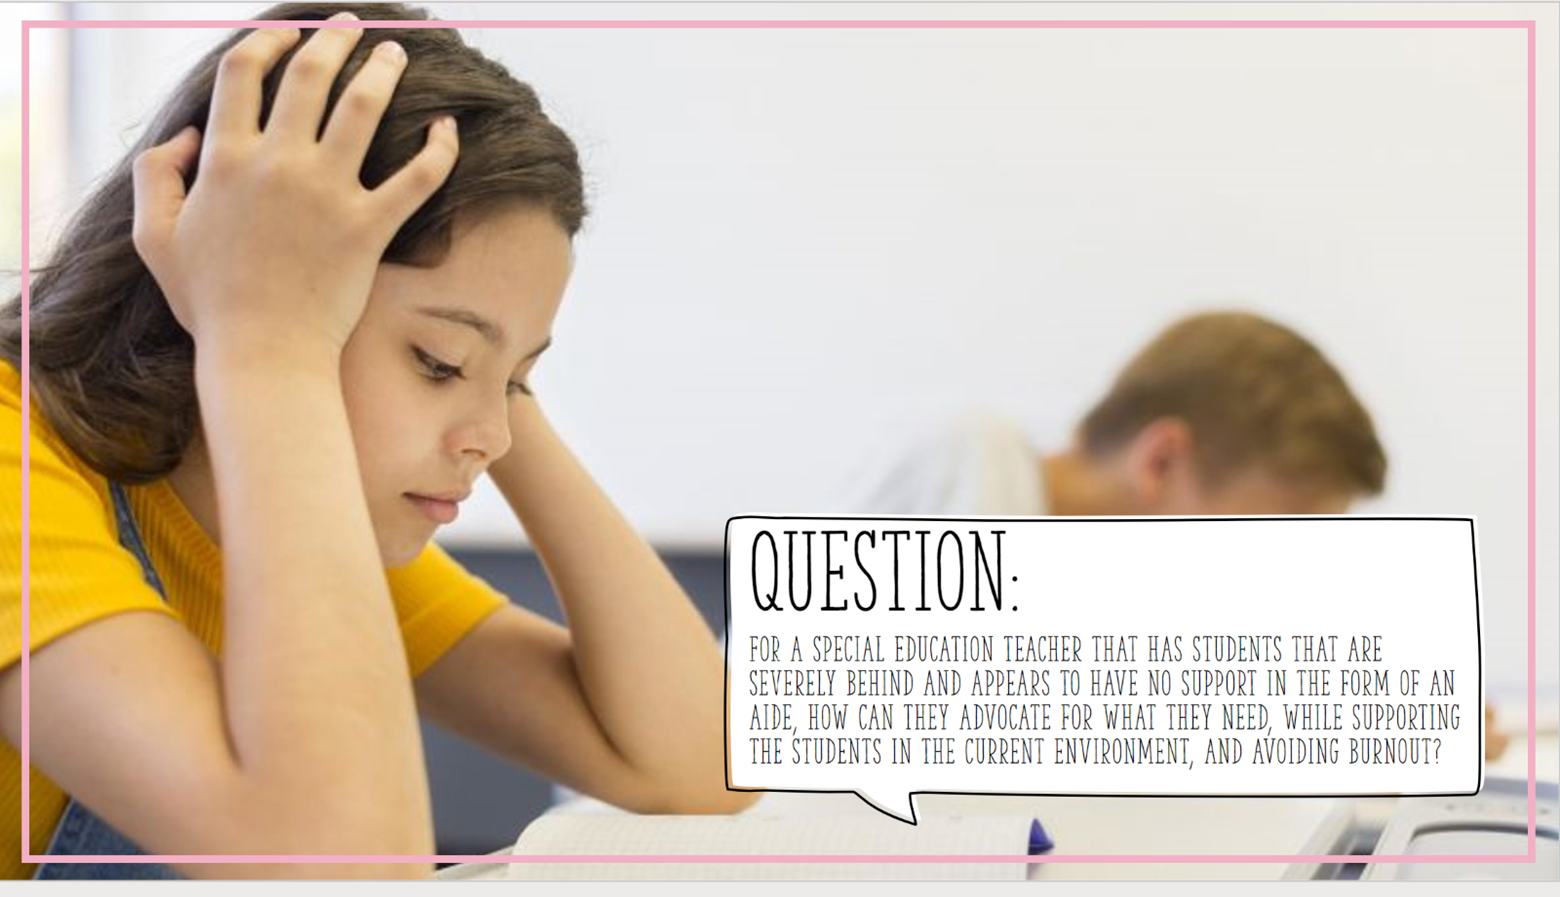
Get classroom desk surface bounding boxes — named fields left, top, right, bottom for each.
left=435, top=791, right=1342, bottom=881
left=437, top=733, right=1560, bottom=882
left=763, top=791, right=1346, bottom=881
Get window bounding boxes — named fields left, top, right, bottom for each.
left=4, top=3, right=67, bottom=294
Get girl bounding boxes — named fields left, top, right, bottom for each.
left=0, top=2, right=751, bottom=879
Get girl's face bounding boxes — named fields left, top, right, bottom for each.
left=338, top=205, right=573, bottom=566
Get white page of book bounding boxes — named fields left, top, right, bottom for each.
left=507, top=813, right=1036, bottom=881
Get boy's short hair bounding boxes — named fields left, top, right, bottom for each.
left=1077, top=311, right=1387, bottom=496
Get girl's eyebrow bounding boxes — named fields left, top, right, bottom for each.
left=415, top=305, right=552, bottom=359
left=416, top=305, right=504, bottom=345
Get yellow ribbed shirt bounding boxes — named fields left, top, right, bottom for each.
left=0, top=362, right=507, bottom=877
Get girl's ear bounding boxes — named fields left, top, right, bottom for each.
left=1124, top=417, right=1197, bottom=510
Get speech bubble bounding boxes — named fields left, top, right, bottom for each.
left=724, top=516, right=1482, bottom=824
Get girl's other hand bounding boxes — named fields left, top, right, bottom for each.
left=1486, top=703, right=1510, bottom=761
left=131, top=12, right=459, bottom=358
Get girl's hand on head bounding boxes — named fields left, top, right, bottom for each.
left=131, top=12, right=459, bottom=358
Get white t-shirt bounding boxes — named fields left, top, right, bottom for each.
left=847, top=412, right=1049, bottom=516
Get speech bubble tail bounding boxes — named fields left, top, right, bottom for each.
left=853, top=789, right=918, bottom=825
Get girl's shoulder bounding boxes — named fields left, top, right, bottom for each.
left=0, top=359, right=22, bottom=420
left=1, top=360, right=110, bottom=496
left=1, top=360, right=178, bottom=673
left=1, top=358, right=122, bottom=578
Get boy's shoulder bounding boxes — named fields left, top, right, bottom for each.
left=849, top=409, right=1041, bottom=516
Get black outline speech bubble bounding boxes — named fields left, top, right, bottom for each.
left=722, top=515, right=1483, bottom=825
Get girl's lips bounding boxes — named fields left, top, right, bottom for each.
left=405, top=493, right=460, bottom=524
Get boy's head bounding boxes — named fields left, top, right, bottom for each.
left=1072, top=312, right=1386, bottom=516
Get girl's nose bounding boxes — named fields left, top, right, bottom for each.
left=451, top=396, right=512, bottom=463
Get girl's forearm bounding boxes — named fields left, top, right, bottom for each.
left=488, top=402, right=746, bottom=812
left=192, top=335, right=433, bottom=857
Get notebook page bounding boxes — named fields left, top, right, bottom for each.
left=507, top=813, right=1034, bottom=881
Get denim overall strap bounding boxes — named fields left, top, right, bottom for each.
left=32, top=482, right=183, bottom=880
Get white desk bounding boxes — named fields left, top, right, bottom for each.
left=750, top=791, right=1345, bottom=881
left=436, top=791, right=1341, bottom=881
left=438, top=733, right=1560, bottom=882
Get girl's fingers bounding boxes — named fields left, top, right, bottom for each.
left=265, top=12, right=366, bottom=143
left=206, top=26, right=301, bottom=143
left=318, top=39, right=408, bottom=175
left=130, top=126, right=203, bottom=264
left=371, top=116, right=459, bottom=228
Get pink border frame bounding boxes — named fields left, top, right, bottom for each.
left=15, top=12, right=1547, bottom=873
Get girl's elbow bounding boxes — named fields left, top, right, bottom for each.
left=705, top=788, right=762, bottom=814
left=214, top=784, right=435, bottom=871
left=175, top=861, right=433, bottom=881
left=640, top=781, right=762, bottom=816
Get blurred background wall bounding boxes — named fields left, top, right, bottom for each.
left=9, top=0, right=1556, bottom=851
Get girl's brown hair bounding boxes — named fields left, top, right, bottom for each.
left=1, top=2, right=587, bottom=483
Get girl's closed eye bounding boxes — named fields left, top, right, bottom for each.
left=414, top=345, right=533, bottom=397
left=413, top=346, right=464, bottom=382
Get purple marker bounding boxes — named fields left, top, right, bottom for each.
left=1029, top=818, right=1055, bottom=854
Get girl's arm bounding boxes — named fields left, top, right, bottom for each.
left=1, top=18, right=456, bottom=877
left=3, top=348, right=434, bottom=878
left=414, top=399, right=755, bottom=814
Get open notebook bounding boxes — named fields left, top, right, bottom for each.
left=501, top=814, right=1048, bottom=881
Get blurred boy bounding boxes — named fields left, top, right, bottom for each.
left=854, top=310, right=1508, bottom=759
left=859, top=311, right=1383, bottom=518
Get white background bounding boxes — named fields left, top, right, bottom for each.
left=24, top=2, right=1558, bottom=698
